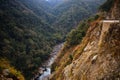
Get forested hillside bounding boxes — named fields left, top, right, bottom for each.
left=0, top=0, right=56, bottom=79
left=0, top=0, right=105, bottom=79
left=50, top=0, right=120, bottom=80
left=51, top=0, right=106, bottom=35
left=19, top=0, right=106, bottom=36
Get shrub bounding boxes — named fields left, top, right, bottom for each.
left=99, top=0, right=114, bottom=12
left=0, top=58, right=25, bottom=80
left=65, top=22, right=88, bottom=48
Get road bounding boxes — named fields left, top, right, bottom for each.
left=101, top=20, right=119, bottom=23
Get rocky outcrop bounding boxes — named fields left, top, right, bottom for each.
left=50, top=0, right=120, bottom=80
left=110, top=0, right=120, bottom=19
left=59, top=22, right=120, bottom=80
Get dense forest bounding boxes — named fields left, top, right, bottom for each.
left=0, top=0, right=105, bottom=79
left=0, top=0, right=56, bottom=79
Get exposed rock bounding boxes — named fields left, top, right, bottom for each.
left=50, top=0, right=120, bottom=80
left=3, top=69, right=9, bottom=76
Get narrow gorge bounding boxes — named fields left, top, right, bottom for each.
left=34, top=43, right=63, bottom=80
left=1, top=0, right=119, bottom=80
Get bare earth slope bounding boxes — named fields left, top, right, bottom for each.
left=50, top=0, right=120, bottom=80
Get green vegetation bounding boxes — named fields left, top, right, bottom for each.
left=0, top=0, right=105, bottom=79
left=99, top=0, right=114, bottom=12
left=65, top=21, right=89, bottom=48
left=65, top=14, right=100, bottom=48
left=69, top=54, right=73, bottom=61
left=50, top=14, right=101, bottom=79
left=52, top=0, right=105, bottom=35
left=0, top=58, right=25, bottom=80
left=0, top=0, right=56, bottom=79
left=50, top=0, right=120, bottom=79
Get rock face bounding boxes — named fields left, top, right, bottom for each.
left=110, top=0, right=120, bottom=19
left=60, top=22, right=120, bottom=80
left=50, top=0, right=120, bottom=80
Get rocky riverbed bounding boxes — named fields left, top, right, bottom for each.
left=34, top=43, right=63, bottom=80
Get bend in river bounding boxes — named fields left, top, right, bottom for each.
left=36, top=43, right=63, bottom=80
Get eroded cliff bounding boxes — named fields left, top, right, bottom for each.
left=50, top=0, right=120, bottom=80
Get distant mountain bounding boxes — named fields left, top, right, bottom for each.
left=46, top=0, right=64, bottom=6
left=52, top=0, right=106, bottom=35
left=19, top=0, right=56, bottom=24
left=0, top=0, right=106, bottom=79
left=50, top=0, right=120, bottom=80
left=18, top=0, right=106, bottom=36
left=19, top=0, right=105, bottom=36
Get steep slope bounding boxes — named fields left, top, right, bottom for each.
left=50, top=0, right=120, bottom=80
left=0, top=58, right=25, bottom=80
left=52, top=0, right=106, bottom=35
left=0, top=0, right=110, bottom=79
left=19, top=0, right=56, bottom=24
left=0, top=0, right=56, bottom=79
left=16, top=0, right=105, bottom=38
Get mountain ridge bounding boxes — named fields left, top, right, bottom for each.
left=0, top=0, right=106, bottom=79
left=50, top=0, right=120, bottom=80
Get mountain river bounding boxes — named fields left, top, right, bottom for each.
left=34, top=43, right=63, bottom=80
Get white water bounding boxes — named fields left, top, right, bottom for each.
left=39, top=68, right=51, bottom=80
left=38, top=43, right=63, bottom=80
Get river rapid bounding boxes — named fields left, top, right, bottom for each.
left=35, top=43, right=63, bottom=80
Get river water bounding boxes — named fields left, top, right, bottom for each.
left=38, top=43, right=63, bottom=80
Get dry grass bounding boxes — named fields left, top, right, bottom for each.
left=0, top=58, right=25, bottom=80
